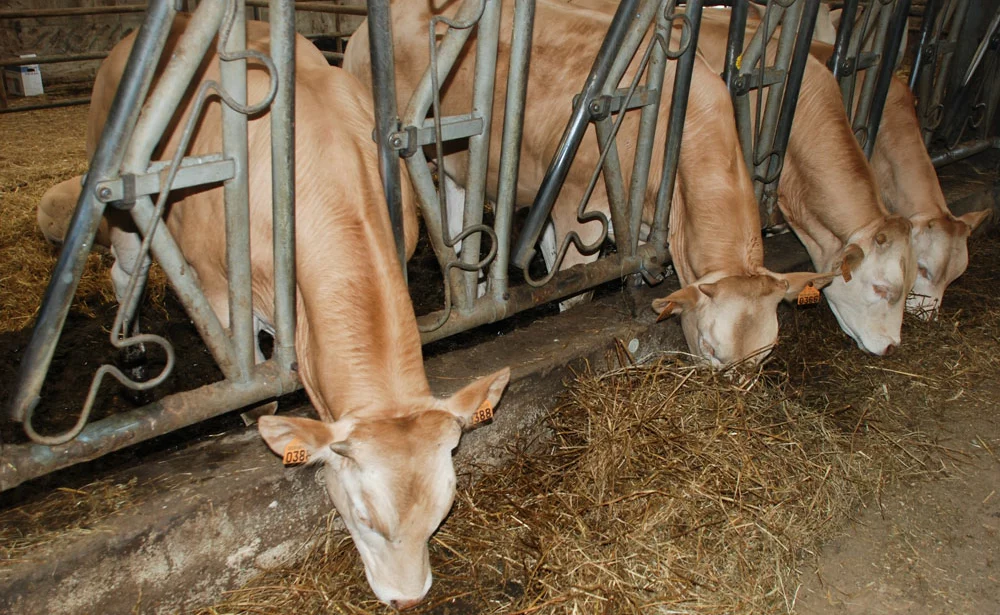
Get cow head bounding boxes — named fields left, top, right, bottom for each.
left=651, top=270, right=834, bottom=368
left=907, top=210, right=990, bottom=320
left=258, top=367, right=511, bottom=608
left=822, top=215, right=916, bottom=355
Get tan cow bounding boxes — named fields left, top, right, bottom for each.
left=806, top=42, right=990, bottom=319
left=345, top=0, right=831, bottom=368
left=693, top=11, right=917, bottom=356
left=83, top=14, right=509, bottom=608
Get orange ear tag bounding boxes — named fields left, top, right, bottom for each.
left=283, top=439, right=309, bottom=466
left=471, top=399, right=494, bottom=426
left=841, top=261, right=853, bottom=283
left=797, top=283, right=821, bottom=306
left=656, top=301, right=679, bottom=323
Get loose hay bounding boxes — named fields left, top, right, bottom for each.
left=0, top=105, right=166, bottom=333
left=196, top=229, right=1000, bottom=615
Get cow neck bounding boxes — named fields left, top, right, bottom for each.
left=291, top=179, right=430, bottom=424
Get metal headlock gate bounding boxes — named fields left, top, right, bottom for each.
left=2, top=0, right=994, bottom=490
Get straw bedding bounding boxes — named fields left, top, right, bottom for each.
left=193, top=231, right=1000, bottom=615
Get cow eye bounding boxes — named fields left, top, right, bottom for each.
left=355, top=511, right=374, bottom=531
left=873, top=284, right=891, bottom=300
left=918, top=265, right=931, bottom=280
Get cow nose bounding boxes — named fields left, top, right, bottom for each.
left=882, top=343, right=896, bottom=357
left=390, top=598, right=422, bottom=611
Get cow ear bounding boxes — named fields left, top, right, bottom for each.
left=773, top=271, right=837, bottom=302
left=443, top=367, right=511, bottom=430
left=651, top=285, right=701, bottom=321
left=837, top=243, right=865, bottom=281
left=958, top=209, right=990, bottom=233
left=258, top=415, right=352, bottom=464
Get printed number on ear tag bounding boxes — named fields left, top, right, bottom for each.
left=797, top=283, right=821, bottom=306
left=283, top=440, right=309, bottom=466
left=471, top=400, right=494, bottom=426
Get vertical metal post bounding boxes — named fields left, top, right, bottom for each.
left=851, top=2, right=892, bottom=133
left=366, top=0, right=407, bottom=273
left=511, top=0, right=641, bottom=270
left=8, top=0, right=176, bottom=423
left=458, top=0, right=501, bottom=310
left=627, top=3, right=671, bottom=255
left=649, top=0, right=703, bottom=255
left=221, top=0, right=255, bottom=381
left=827, top=0, right=859, bottom=81
left=723, top=0, right=749, bottom=93
left=863, top=0, right=912, bottom=158
left=490, top=0, right=535, bottom=302
left=270, top=0, right=297, bottom=370
left=910, top=0, right=940, bottom=91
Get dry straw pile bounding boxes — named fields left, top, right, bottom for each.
left=197, top=233, right=1000, bottom=615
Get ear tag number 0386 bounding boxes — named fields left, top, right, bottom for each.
left=283, top=439, right=309, bottom=466
left=471, top=400, right=494, bottom=426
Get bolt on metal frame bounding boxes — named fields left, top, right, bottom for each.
left=824, top=0, right=912, bottom=158
left=721, top=0, right=820, bottom=228
left=3, top=0, right=300, bottom=491
left=387, top=0, right=704, bottom=344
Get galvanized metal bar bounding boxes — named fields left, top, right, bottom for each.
left=961, top=8, right=1000, bottom=87
left=458, top=0, right=501, bottom=310
left=930, top=136, right=1000, bottom=166
left=0, top=361, right=300, bottom=492
left=489, top=0, right=535, bottom=302
left=420, top=245, right=660, bottom=344
left=759, top=0, right=820, bottom=213
left=627, top=7, right=671, bottom=254
left=270, top=0, right=297, bottom=371
left=120, top=0, right=240, bottom=381
left=7, top=0, right=175, bottom=424
left=511, top=0, right=641, bottom=270
left=862, top=0, right=912, bottom=158
left=851, top=2, right=893, bottom=137
left=606, top=0, right=662, bottom=89
left=827, top=0, right=858, bottom=80
left=595, top=116, right=631, bottom=253
left=367, top=0, right=407, bottom=273
left=94, top=157, right=235, bottom=202
left=0, top=52, right=108, bottom=68
left=927, top=0, right=970, bottom=137
left=0, top=5, right=147, bottom=19
left=245, top=1, right=368, bottom=15
left=910, top=0, right=940, bottom=91
left=723, top=0, right=750, bottom=93
left=220, top=0, right=255, bottom=381
left=649, top=0, right=704, bottom=255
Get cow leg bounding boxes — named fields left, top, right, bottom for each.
left=110, top=226, right=153, bottom=405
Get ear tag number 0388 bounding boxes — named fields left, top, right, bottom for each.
left=471, top=400, right=494, bottom=426
left=283, top=439, right=309, bottom=466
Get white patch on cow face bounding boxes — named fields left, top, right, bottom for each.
left=823, top=219, right=916, bottom=355
left=322, top=414, right=461, bottom=607
left=907, top=217, right=972, bottom=321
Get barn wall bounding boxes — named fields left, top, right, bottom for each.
left=0, top=0, right=365, bottom=96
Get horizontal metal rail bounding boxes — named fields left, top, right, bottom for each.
left=0, top=5, right=148, bottom=19
left=0, top=97, right=90, bottom=114
left=0, top=52, right=109, bottom=68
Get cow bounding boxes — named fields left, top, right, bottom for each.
left=688, top=10, right=918, bottom=356
left=806, top=42, right=990, bottom=319
left=344, top=0, right=832, bottom=368
left=77, top=14, right=510, bottom=608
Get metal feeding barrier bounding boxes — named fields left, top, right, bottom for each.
left=825, top=0, right=912, bottom=157
left=3, top=0, right=995, bottom=490
left=720, top=0, right=821, bottom=228
left=909, top=0, right=1000, bottom=166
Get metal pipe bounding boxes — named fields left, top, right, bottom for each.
left=490, top=0, right=535, bottom=302
left=366, top=0, right=407, bottom=274
left=863, top=0, right=912, bottom=158
left=270, top=0, right=297, bottom=371
left=722, top=0, right=750, bottom=93
left=420, top=245, right=661, bottom=344
left=220, top=0, right=256, bottom=381
left=909, top=0, right=939, bottom=91
left=1, top=361, right=300, bottom=492
left=649, top=0, right=704, bottom=254
left=0, top=5, right=147, bottom=19
left=511, top=0, right=641, bottom=270
left=852, top=2, right=892, bottom=135
left=458, top=0, right=501, bottom=310
left=7, top=0, right=175, bottom=424
left=0, top=97, right=90, bottom=114
left=0, top=52, right=108, bottom=68
left=827, top=0, right=859, bottom=80
left=930, top=136, right=1000, bottom=166
left=627, top=6, right=671, bottom=255
left=245, top=1, right=368, bottom=15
